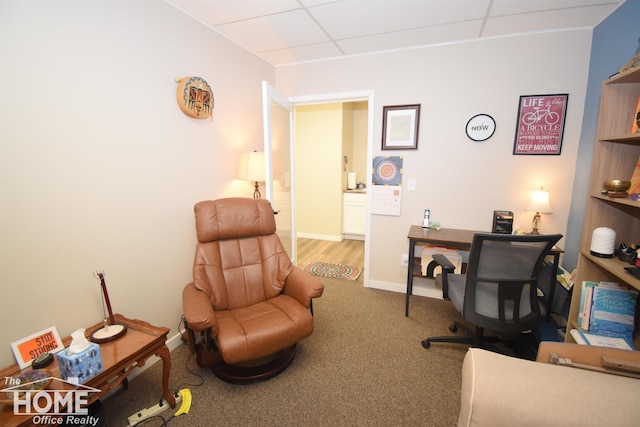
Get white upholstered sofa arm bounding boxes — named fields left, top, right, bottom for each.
left=459, top=346, right=640, bottom=427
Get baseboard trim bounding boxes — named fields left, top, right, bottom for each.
left=296, top=232, right=342, bottom=241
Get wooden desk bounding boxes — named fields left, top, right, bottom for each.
left=0, top=314, right=173, bottom=427
left=405, top=225, right=563, bottom=317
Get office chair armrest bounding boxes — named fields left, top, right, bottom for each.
left=283, top=266, right=325, bottom=308
left=431, top=254, right=456, bottom=272
left=431, top=254, right=456, bottom=300
left=182, top=282, right=218, bottom=335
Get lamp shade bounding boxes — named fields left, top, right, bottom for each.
left=237, top=151, right=265, bottom=182
left=527, top=189, right=552, bottom=213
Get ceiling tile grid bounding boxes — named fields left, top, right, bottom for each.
left=166, top=0, right=625, bottom=66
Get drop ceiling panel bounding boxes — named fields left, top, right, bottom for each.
left=338, top=20, right=484, bottom=55
left=259, top=42, right=344, bottom=65
left=165, top=0, right=626, bottom=66
left=484, top=5, right=620, bottom=37
left=216, top=9, right=329, bottom=52
left=310, top=0, right=491, bottom=40
left=490, top=0, right=620, bottom=15
left=169, top=0, right=301, bottom=25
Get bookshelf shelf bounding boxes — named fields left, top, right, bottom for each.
left=567, top=66, right=640, bottom=350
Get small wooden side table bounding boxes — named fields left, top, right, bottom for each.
left=0, top=314, right=173, bottom=427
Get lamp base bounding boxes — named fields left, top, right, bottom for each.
left=530, top=212, right=541, bottom=235
left=90, top=323, right=127, bottom=343
left=253, top=181, right=261, bottom=199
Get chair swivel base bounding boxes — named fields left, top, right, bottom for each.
left=210, top=344, right=298, bottom=384
left=421, top=321, right=502, bottom=351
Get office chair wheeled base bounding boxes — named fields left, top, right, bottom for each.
left=421, top=321, right=503, bottom=352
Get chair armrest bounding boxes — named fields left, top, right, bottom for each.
left=431, top=254, right=456, bottom=272
left=459, top=347, right=640, bottom=427
left=431, top=253, right=455, bottom=300
left=182, top=282, right=218, bottom=335
left=283, top=266, right=325, bottom=308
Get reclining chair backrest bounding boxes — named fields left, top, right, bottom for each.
left=463, top=233, right=562, bottom=334
left=192, top=198, right=293, bottom=311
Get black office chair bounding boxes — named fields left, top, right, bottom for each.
left=421, top=233, right=562, bottom=351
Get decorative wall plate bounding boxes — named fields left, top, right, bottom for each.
left=465, top=114, right=496, bottom=142
left=175, top=76, right=214, bottom=119
left=372, top=156, right=403, bottom=186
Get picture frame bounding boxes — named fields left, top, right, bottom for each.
left=382, top=104, right=420, bottom=150
left=513, top=94, right=568, bottom=155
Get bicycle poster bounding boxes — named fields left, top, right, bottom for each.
left=513, top=94, right=568, bottom=155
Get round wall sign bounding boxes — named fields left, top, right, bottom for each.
left=465, top=114, right=496, bottom=142
left=175, top=76, right=214, bottom=119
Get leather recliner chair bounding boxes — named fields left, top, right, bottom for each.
left=182, top=198, right=324, bottom=383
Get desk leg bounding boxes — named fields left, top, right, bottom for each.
left=405, top=239, right=415, bottom=317
left=157, top=344, right=176, bottom=408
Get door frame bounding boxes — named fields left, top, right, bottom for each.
left=262, top=82, right=296, bottom=262
left=290, top=90, right=374, bottom=285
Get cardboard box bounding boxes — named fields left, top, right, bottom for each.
left=56, top=342, right=103, bottom=384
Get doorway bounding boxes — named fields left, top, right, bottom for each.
left=290, top=91, right=374, bottom=283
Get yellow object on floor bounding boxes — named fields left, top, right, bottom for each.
left=174, top=388, right=192, bottom=416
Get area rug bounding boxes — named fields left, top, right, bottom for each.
left=303, top=261, right=363, bottom=281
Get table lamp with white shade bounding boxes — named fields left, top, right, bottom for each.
left=526, top=187, right=552, bottom=235
left=237, top=151, right=265, bottom=198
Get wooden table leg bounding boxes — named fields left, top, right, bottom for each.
left=156, top=344, right=175, bottom=407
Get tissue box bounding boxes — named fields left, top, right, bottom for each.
left=56, top=342, right=103, bottom=384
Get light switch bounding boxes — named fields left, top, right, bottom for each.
left=408, top=178, right=416, bottom=191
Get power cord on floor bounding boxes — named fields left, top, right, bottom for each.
left=125, top=315, right=205, bottom=427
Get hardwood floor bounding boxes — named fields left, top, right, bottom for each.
left=296, top=238, right=364, bottom=268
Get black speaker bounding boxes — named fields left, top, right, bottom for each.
left=492, top=210, right=513, bottom=234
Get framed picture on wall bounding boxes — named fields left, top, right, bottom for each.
left=513, top=94, right=568, bottom=155
left=382, top=104, right=420, bottom=150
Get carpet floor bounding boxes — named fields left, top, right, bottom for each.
left=101, top=277, right=471, bottom=426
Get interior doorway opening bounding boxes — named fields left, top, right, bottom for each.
left=290, top=91, right=374, bottom=284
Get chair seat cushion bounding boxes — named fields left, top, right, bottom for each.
left=215, top=294, right=314, bottom=364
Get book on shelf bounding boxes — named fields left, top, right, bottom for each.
left=632, top=95, right=640, bottom=134
left=630, top=154, right=640, bottom=194
left=577, top=281, right=600, bottom=328
left=589, top=286, right=637, bottom=340
left=574, top=280, right=638, bottom=349
left=570, top=329, right=635, bottom=351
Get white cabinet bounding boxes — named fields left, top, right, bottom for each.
left=343, top=192, right=366, bottom=239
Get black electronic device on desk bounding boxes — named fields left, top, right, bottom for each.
left=492, top=210, right=513, bottom=234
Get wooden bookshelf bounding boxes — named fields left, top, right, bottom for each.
left=566, top=66, right=640, bottom=349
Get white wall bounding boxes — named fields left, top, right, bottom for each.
left=277, top=31, right=591, bottom=292
left=0, top=0, right=274, bottom=367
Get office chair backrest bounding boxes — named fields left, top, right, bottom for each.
left=463, top=233, right=562, bottom=334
